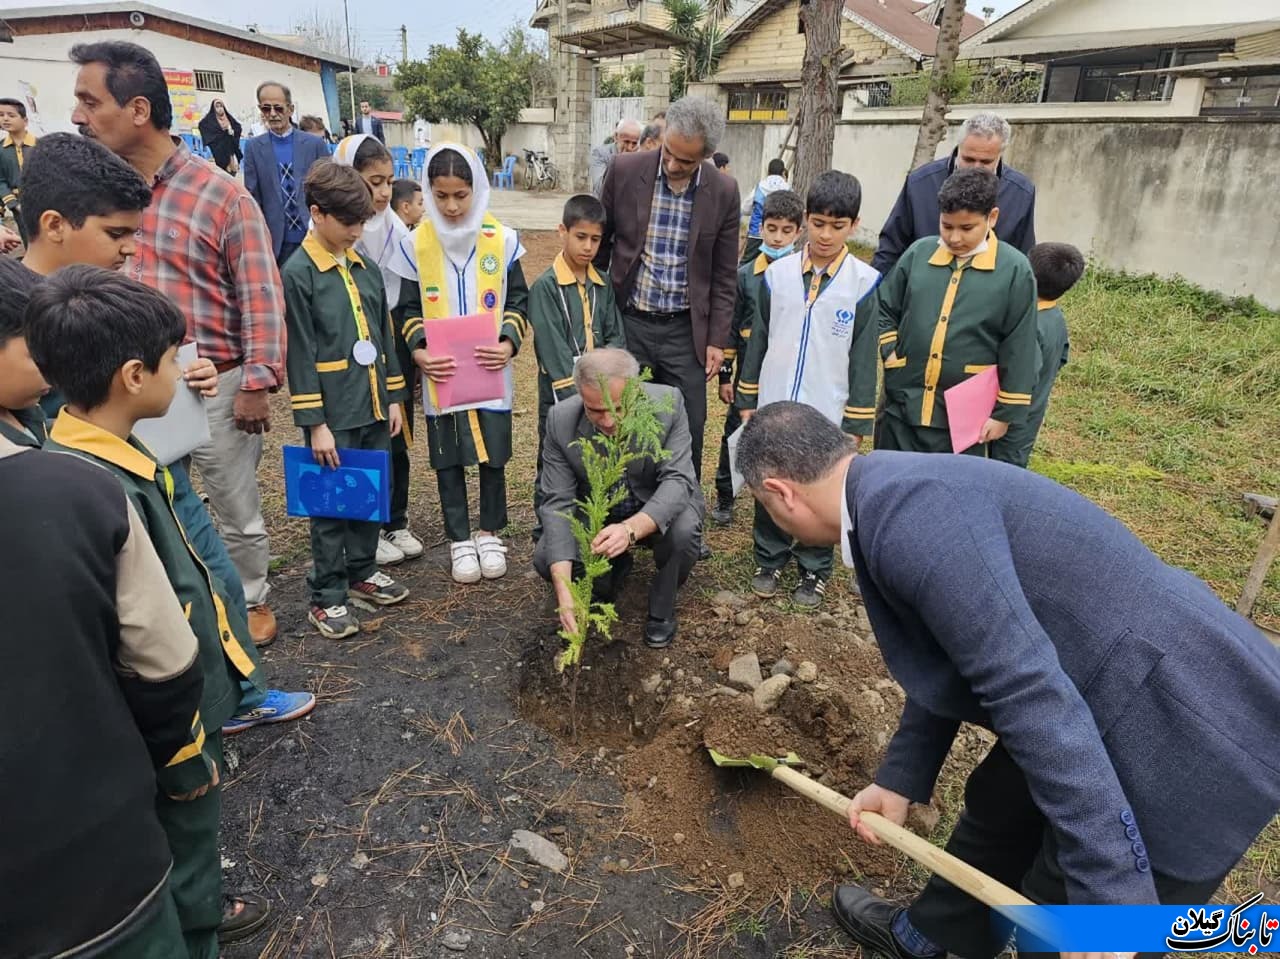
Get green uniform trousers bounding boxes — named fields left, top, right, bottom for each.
left=98, top=886, right=187, bottom=959
left=754, top=501, right=833, bottom=578
left=154, top=731, right=224, bottom=959
left=877, top=409, right=989, bottom=457
left=306, top=422, right=391, bottom=607
left=437, top=463, right=507, bottom=543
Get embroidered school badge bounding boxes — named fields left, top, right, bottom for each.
left=831, top=308, right=854, bottom=337
left=424, top=285, right=441, bottom=304
left=479, top=253, right=500, bottom=275
left=482, top=290, right=498, bottom=310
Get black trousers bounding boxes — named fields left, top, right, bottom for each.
left=533, top=505, right=701, bottom=620
left=623, top=309, right=709, bottom=483
left=437, top=463, right=506, bottom=542
left=907, top=741, right=1228, bottom=959
left=877, top=408, right=988, bottom=457
left=753, top=500, right=833, bottom=577
left=713, top=401, right=741, bottom=506
left=386, top=348, right=417, bottom=532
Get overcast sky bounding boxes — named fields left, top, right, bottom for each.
left=36, top=0, right=1029, bottom=60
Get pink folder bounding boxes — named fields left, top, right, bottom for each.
left=423, top=313, right=507, bottom=411
left=943, top=366, right=999, bottom=453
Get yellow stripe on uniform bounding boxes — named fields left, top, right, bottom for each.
left=467, top=409, right=489, bottom=463
left=291, top=392, right=322, bottom=402
left=921, top=267, right=967, bottom=428
left=291, top=400, right=324, bottom=410
left=844, top=406, right=876, bottom=418
left=997, top=391, right=1032, bottom=405
left=386, top=376, right=406, bottom=390
left=879, top=331, right=898, bottom=345
left=737, top=382, right=760, bottom=395
left=165, top=712, right=207, bottom=767
left=316, top=359, right=348, bottom=372
left=552, top=376, right=575, bottom=390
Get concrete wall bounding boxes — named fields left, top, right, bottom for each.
left=726, top=109, right=1280, bottom=307
left=2, top=28, right=331, bottom=136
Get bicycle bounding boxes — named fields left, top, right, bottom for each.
left=523, top=148, right=559, bottom=191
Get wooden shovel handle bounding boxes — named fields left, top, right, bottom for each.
left=770, top=765, right=1036, bottom=910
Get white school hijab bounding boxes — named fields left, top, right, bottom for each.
left=418, top=142, right=491, bottom=268
left=332, top=133, right=412, bottom=302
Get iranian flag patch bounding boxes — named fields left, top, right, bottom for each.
left=424, top=285, right=441, bottom=303
left=480, top=225, right=497, bottom=239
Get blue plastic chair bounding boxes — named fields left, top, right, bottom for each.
left=179, top=132, right=197, bottom=152
left=411, top=147, right=428, bottom=179
left=491, top=154, right=516, bottom=190
left=390, top=146, right=411, bottom=178
left=327, top=141, right=337, bottom=155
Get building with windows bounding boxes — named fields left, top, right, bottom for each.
left=960, top=0, right=1280, bottom=108
left=0, top=2, right=357, bottom=135
left=698, top=0, right=987, bottom=122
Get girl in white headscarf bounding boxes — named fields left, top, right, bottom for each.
left=331, top=134, right=425, bottom=565
left=390, top=144, right=528, bottom=585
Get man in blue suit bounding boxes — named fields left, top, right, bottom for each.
left=737, top=402, right=1280, bottom=959
left=355, top=100, right=385, bottom=143
left=243, top=81, right=331, bottom=267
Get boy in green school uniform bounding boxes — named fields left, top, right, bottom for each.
left=525, top=193, right=626, bottom=539
left=0, top=258, right=49, bottom=448
left=710, top=188, right=804, bottom=527
left=31, top=266, right=270, bottom=959
left=990, top=242, right=1084, bottom=468
left=876, top=168, right=1039, bottom=456
left=282, top=161, right=410, bottom=640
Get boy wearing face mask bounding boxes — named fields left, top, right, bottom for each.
left=875, top=167, right=1038, bottom=457
left=711, top=188, right=803, bottom=528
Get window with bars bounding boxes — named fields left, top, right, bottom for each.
left=194, top=70, right=225, bottom=92
left=727, top=88, right=788, bottom=122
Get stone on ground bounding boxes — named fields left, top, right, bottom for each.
left=753, top=674, right=791, bottom=711
left=509, top=830, right=569, bottom=873
left=796, top=661, right=818, bottom=683
left=727, top=652, right=763, bottom=690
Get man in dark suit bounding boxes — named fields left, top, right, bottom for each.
left=737, top=401, right=1280, bottom=959
left=355, top=100, right=385, bottom=143
left=534, top=349, right=703, bottom=649
left=596, top=96, right=741, bottom=510
left=872, top=111, right=1036, bottom=277
left=243, top=81, right=331, bottom=267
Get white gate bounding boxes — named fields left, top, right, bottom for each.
left=591, top=96, right=645, bottom=148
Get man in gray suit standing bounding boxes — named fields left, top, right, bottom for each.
left=737, top=402, right=1280, bottom=959
left=534, top=349, right=703, bottom=649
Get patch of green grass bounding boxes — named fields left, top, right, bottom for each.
left=1034, top=265, right=1280, bottom=629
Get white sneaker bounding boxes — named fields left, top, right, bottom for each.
left=473, top=534, right=508, bottom=580
left=386, top=527, right=424, bottom=559
left=376, top=532, right=405, bottom=566
left=450, top=540, right=482, bottom=584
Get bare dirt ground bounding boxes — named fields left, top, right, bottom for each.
left=216, top=231, right=1275, bottom=959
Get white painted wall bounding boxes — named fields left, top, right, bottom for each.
left=1006, top=0, right=1278, bottom=39
left=1, top=27, right=330, bottom=136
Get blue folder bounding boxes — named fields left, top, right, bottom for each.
left=283, top=445, right=390, bottom=523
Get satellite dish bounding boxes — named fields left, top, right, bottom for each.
left=129, top=10, right=145, bottom=26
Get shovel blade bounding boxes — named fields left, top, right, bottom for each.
left=706, top=748, right=804, bottom=771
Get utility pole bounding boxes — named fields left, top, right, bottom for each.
left=400, top=24, right=408, bottom=62
left=342, top=0, right=357, bottom=122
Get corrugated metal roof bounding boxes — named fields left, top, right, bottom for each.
left=2, top=2, right=359, bottom=67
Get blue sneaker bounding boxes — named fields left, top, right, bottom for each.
left=222, top=689, right=316, bottom=735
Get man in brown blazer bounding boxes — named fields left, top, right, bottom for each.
left=595, top=97, right=741, bottom=532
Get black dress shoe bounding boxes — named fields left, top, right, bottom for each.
left=697, top=541, right=713, bottom=562
left=217, top=892, right=272, bottom=944
left=832, top=885, right=933, bottom=959
left=710, top=501, right=734, bottom=526
left=644, top=615, right=677, bottom=648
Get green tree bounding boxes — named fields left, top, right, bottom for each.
left=599, top=64, right=646, bottom=99
left=663, top=0, right=729, bottom=100
left=501, top=22, right=556, bottom=108
left=396, top=28, right=530, bottom=166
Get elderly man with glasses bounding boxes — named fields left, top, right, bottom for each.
left=242, top=81, right=332, bottom=268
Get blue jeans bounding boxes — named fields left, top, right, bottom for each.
left=169, top=463, right=267, bottom=712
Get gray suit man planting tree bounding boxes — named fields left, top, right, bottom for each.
left=736, top=401, right=1280, bottom=959
left=534, top=349, right=703, bottom=650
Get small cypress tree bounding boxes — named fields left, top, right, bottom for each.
left=556, top=375, right=672, bottom=673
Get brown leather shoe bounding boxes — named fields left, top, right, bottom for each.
left=247, top=605, right=277, bottom=647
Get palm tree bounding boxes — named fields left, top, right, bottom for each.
left=663, top=0, right=730, bottom=99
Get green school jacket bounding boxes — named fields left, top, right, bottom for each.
left=877, top=234, right=1038, bottom=430
left=526, top=254, right=626, bottom=409
left=719, top=253, right=770, bottom=387
left=0, top=405, right=47, bottom=449
left=992, top=299, right=1070, bottom=464
left=737, top=247, right=880, bottom=436
left=283, top=234, right=408, bottom=431
left=0, top=130, right=36, bottom=213
left=45, top=411, right=262, bottom=794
